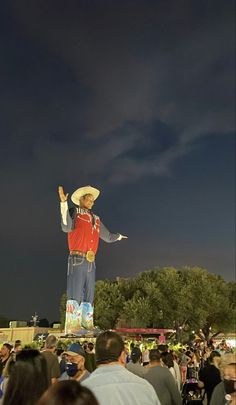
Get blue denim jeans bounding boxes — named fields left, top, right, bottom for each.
left=67, top=255, right=96, bottom=304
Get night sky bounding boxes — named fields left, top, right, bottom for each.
left=1, top=1, right=235, bottom=323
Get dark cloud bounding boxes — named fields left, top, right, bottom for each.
left=0, top=0, right=234, bottom=321
left=1, top=0, right=234, bottom=190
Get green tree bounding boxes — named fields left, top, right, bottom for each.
left=153, top=267, right=191, bottom=329
left=178, top=267, right=236, bottom=339
left=94, top=280, right=125, bottom=329
left=120, top=267, right=192, bottom=329
left=59, top=267, right=235, bottom=340
left=120, top=271, right=163, bottom=327
left=118, top=267, right=235, bottom=339
left=123, top=293, right=153, bottom=327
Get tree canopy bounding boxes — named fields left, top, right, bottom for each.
left=94, top=266, right=235, bottom=340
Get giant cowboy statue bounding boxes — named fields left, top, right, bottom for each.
left=58, top=185, right=127, bottom=334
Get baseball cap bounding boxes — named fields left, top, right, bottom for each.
left=63, top=343, right=86, bottom=358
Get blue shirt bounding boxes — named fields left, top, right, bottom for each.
left=82, top=364, right=161, bottom=405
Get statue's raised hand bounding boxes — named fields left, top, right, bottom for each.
left=58, top=185, right=69, bottom=202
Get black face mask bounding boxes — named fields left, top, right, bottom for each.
left=224, top=379, right=236, bottom=394
left=66, top=362, right=78, bottom=377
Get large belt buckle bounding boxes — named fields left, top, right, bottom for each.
left=86, top=250, right=95, bottom=262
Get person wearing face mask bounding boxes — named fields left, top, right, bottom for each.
left=60, top=343, right=90, bottom=383
left=210, top=353, right=236, bottom=405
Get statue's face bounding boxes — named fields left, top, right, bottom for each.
left=79, top=194, right=95, bottom=210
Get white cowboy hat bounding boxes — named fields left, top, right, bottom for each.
left=71, top=185, right=100, bottom=205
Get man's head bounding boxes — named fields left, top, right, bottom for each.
left=158, top=344, right=168, bottom=353
left=161, top=352, right=174, bottom=368
left=45, top=335, right=57, bottom=351
left=79, top=194, right=95, bottom=210
left=220, top=354, right=236, bottom=396
left=149, top=349, right=162, bottom=364
left=14, top=339, right=22, bottom=353
left=14, top=343, right=22, bottom=353
left=71, top=186, right=100, bottom=208
left=220, top=353, right=236, bottom=378
left=0, top=343, right=12, bottom=359
left=95, top=331, right=125, bottom=366
left=64, top=343, right=86, bottom=373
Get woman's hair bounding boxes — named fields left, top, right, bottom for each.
left=37, top=380, right=99, bottom=405
left=3, top=349, right=49, bottom=405
left=219, top=353, right=236, bottom=379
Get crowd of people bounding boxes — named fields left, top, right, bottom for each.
left=0, top=332, right=235, bottom=405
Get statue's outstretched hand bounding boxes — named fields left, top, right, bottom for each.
left=58, top=185, right=69, bottom=202
left=118, top=234, right=128, bottom=240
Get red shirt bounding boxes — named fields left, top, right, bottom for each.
left=68, top=211, right=100, bottom=253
